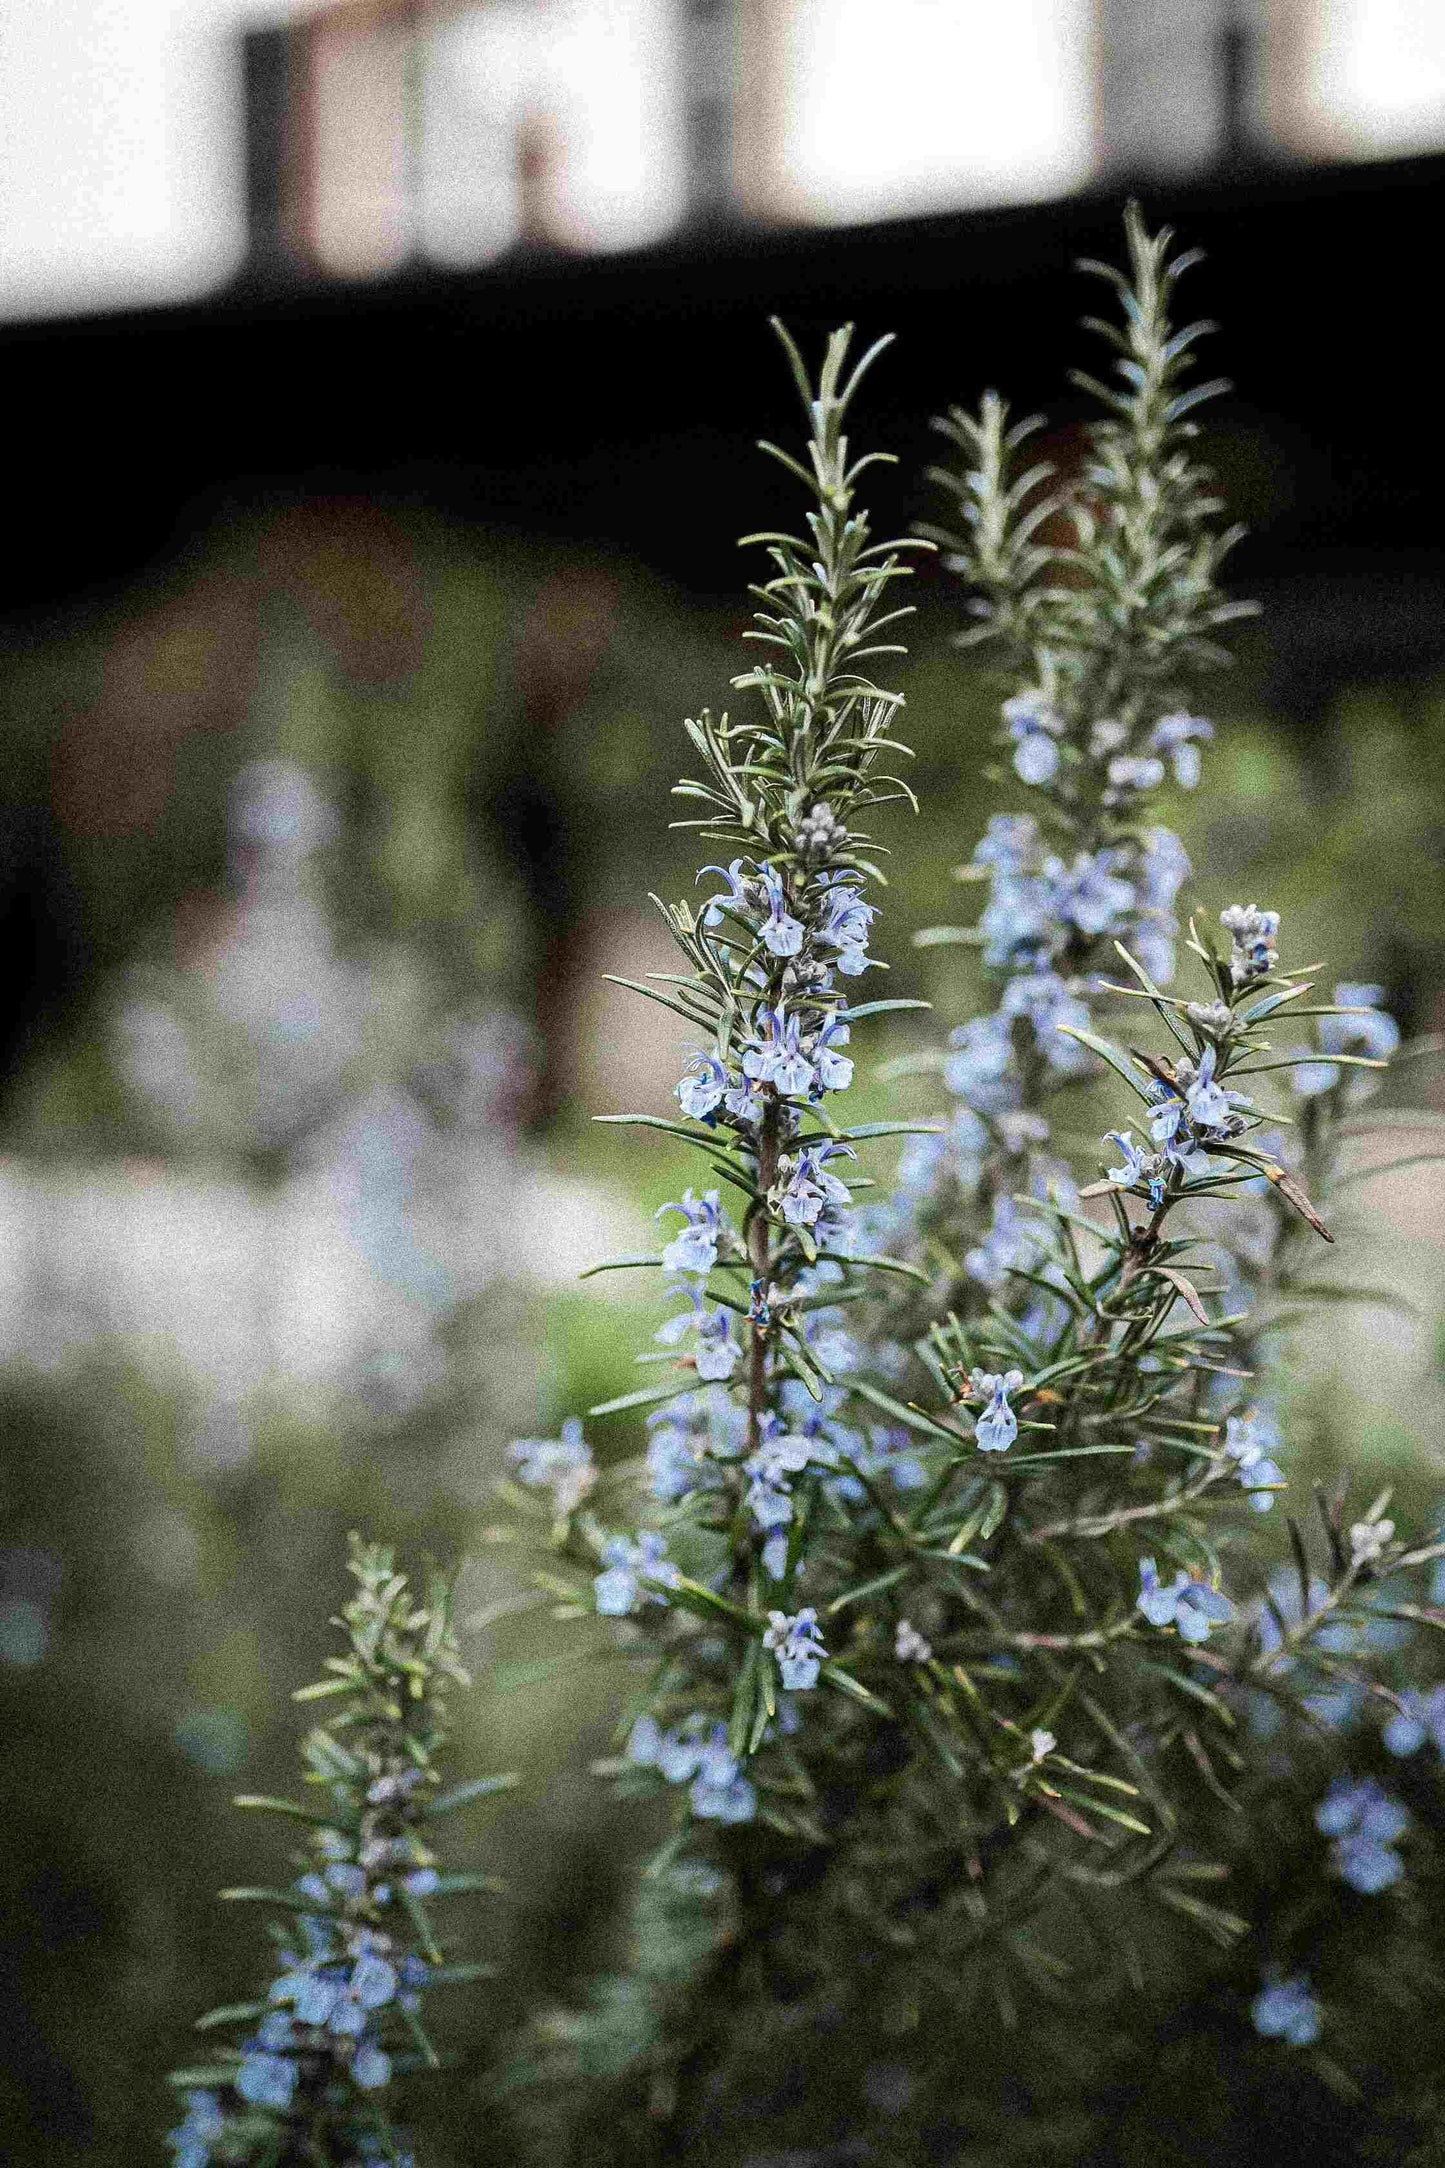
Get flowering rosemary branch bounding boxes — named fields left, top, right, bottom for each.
left=165, top=1538, right=509, bottom=2168
left=885, top=203, right=1253, bottom=1298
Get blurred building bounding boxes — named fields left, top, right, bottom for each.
left=241, top=0, right=1445, bottom=273
left=3, top=1, right=1445, bottom=319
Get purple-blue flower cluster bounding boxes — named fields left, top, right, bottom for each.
left=1223, top=1408, right=1285, bottom=1514
left=968, top=1368, right=1024, bottom=1454
left=1252, top=1970, right=1321, bottom=2047
left=627, top=1713, right=758, bottom=1823
left=594, top=1531, right=682, bottom=1618
left=1383, top=1683, right=1445, bottom=1760
left=509, top=1416, right=598, bottom=1516
left=1316, top=1775, right=1408, bottom=1893
left=1137, top=1559, right=1235, bottom=1644
left=763, top=1608, right=828, bottom=1690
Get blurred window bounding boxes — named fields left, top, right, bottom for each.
left=5, top=0, right=1445, bottom=321
left=290, top=0, right=686, bottom=270
left=419, top=0, right=687, bottom=260
left=0, top=0, right=246, bottom=320
left=1265, top=0, right=1445, bottom=160
left=738, top=0, right=1095, bottom=223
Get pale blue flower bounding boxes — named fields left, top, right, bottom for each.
left=694, top=1309, right=741, bottom=1380
left=1257, top=1566, right=1357, bottom=1661
left=1106, top=754, right=1165, bottom=794
left=1252, top=1970, right=1320, bottom=2047
left=811, top=1016, right=854, bottom=1091
left=742, top=1006, right=814, bottom=1097
left=944, top=1012, right=1016, bottom=1112
left=1104, top=1130, right=1149, bottom=1186
left=973, top=810, right=1040, bottom=874
left=699, top=858, right=754, bottom=927
left=352, top=2038, right=391, bottom=2089
left=167, top=2089, right=227, bottom=2168
left=349, top=1949, right=399, bottom=2010
left=723, top=1074, right=767, bottom=1126
left=815, top=876, right=878, bottom=974
left=1137, top=1559, right=1234, bottom=1643
left=236, top=2031, right=297, bottom=2110
left=778, top=1141, right=855, bottom=1228
left=659, top=1726, right=706, bottom=1783
left=324, top=1862, right=366, bottom=1900
left=1014, top=731, right=1061, bottom=784
left=1377, top=1682, right=1445, bottom=1769
left=969, top=1367, right=1023, bottom=1453
left=688, top=1724, right=758, bottom=1822
left=657, top=1188, right=724, bottom=1275
left=744, top=1423, right=813, bottom=1531
left=594, top=1531, right=680, bottom=1617
left=1145, top=1082, right=1212, bottom=1174
left=1290, top=1052, right=1340, bottom=1098
left=626, top=1712, right=665, bottom=1766
left=1322, top=982, right=1398, bottom=1062
left=1383, top=1684, right=1445, bottom=1759
left=655, top=1288, right=741, bottom=1380
left=978, top=875, right=1058, bottom=969
left=676, top=1051, right=729, bottom=1121
left=1000, top=966, right=1091, bottom=1066
left=1002, top=690, right=1061, bottom=742
left=757, top=864, right=806, bottom=956
left=810, top=1323, right=858, bottom=1375
left=646, top=1403, right=720, bottom=1503
left=1296, top=983, right=1400, bottom=1098
left=1128, top=918, right=1178, bottom=985
left=965, top=1194, right=1046, bottom=1291
left=1183, top=1044, right=1251, bottom=1133
left=896, top=1107, right=986, bottom=1199
left=1139, top=826, right=1191, bottom=912
left=1223, top=1409, right=1284, bottom=1513
left=858, top=1422, right=926, bottom=1492
left=999, top=970, right=1094, bottom=1075
left=629, top=1714, right=757, bottom=1821
left=271, top=1955, right=339, bottom=2027
left=763, top=1607, right=827, bottom=1689
left=508, top=1417, right=597, bottom=1515
left=1316, top=1775, right=1407, bottom=1892
left=1049, top=850, right=1135, bottom=937
left=1238, top=1457, right=1284, bottom=1512
left=1148, top=710, right=1213, bottom=788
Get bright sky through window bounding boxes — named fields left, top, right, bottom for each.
left=763, top=0, right=1096, bottom=222
left=1307, top=0, right=1445, bottom=155
left=0, top=0, right=247, bottom=319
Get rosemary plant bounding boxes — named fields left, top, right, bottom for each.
left=165, top=1538, right=509, bottom=2168
left=491, top=218, right=1445, bottom=2162
left=493, top=323, right=947, bottom=2144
